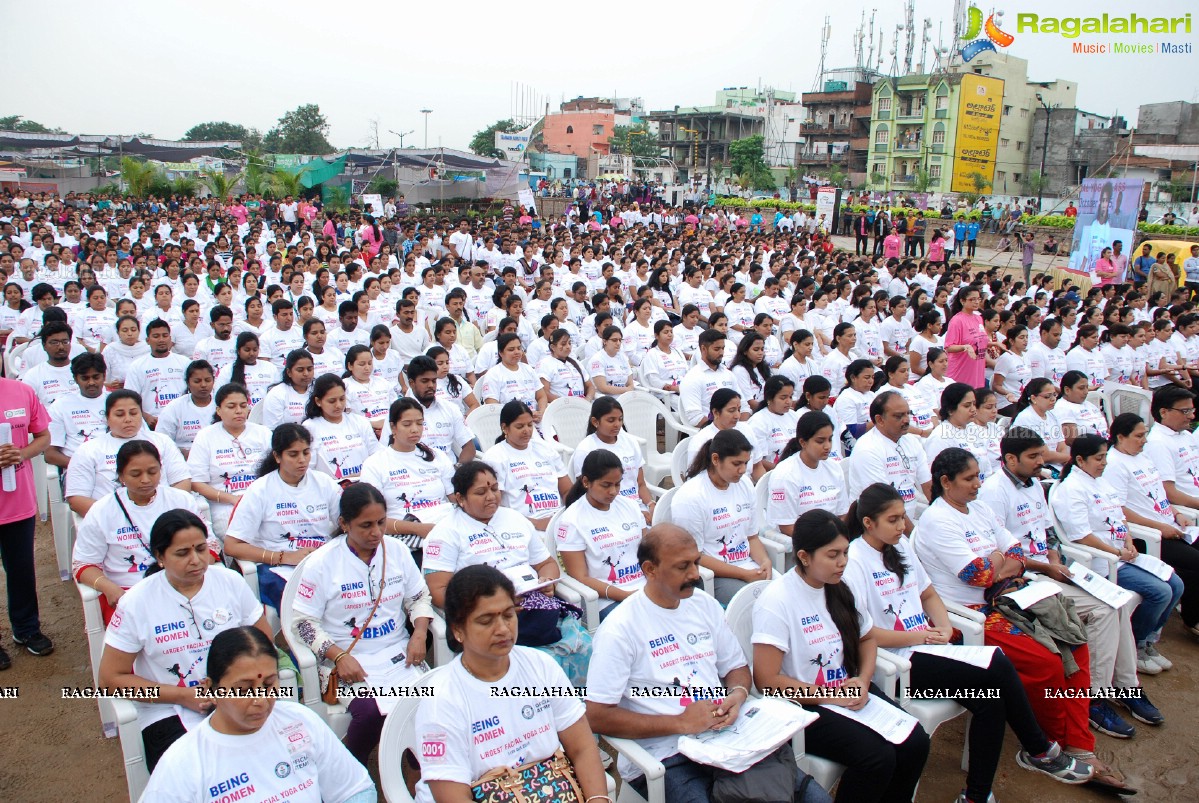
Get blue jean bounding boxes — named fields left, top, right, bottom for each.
left=256, top=562, right=287, bottom=612
left=1117, top=562, right=1185, bottom=646
left=630, top=752, right=832, bottom=803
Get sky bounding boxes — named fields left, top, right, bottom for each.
left=6, top=0, right=1197, bottom=152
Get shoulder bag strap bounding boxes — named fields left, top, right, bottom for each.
left=342, top=544, right=388, bottom=659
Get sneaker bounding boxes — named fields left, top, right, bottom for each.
left=1136, top=646, right=1162, bottom=675
left=954, top=795, right=998, bottom=802
left=1144, top=643, right=1173, bottom=671
left=12, top=632, right=53, bottom=656
left=1089, top=700, right=1136, bottom=739
left=1015, top=742, right=1093, bottom=784
left=1119, top=691, right=1165, bottom=726
left=0, top=645, right=10, bottom=671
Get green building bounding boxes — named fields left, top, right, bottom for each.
left=867, top=73, right=964, bottom=193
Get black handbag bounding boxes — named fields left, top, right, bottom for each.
left=711, top=743, right=799, bottom=803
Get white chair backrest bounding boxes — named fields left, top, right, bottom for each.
left=4, top=340, right=29, bottom=377
left=248, top=398, right=265, bottom=424
left=621, top=391, right=669, bottom=450
left=670, top=439, right=691, bottom=487
left=378, top=665, right=449, bottom=803
left=541, top=396, right=592, bottom=452
left=1108, top=385, right=1151, bottom=423
left=466, top=404, right=503, bottom=448
left=279, top=553, right=312, bottom=644
left=724, top=580, right=770, bottom=680
left=651, top=487, right=677, bottom=526
left=542, top=509, right=565, bottom=557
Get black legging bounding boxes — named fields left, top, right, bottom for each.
left=1156, top=538, right=1199, bottom=627
left=909, top=650, right=1051, bottom=802
left=802, top=684, right=930, bottom=803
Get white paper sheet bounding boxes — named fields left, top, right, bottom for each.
left=1183, top=527, right=1199, bottom=545
left=1130, top=553, right=1175, bottom=582
left=1003, top=580, right=1060, bottom=610
left=821, top=694, right=919, bottom=744
left=678, top=697, right=816, bottom=772
left=909, top=644, right=998, bottom=669
left=1067, top=562, right=1137, bottom=609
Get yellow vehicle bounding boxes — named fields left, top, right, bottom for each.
left=1138, top=239, right=1198, bottom=286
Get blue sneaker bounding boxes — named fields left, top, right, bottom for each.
left=1089, top=700, right=1135, bottom=739
left=1119, top=691, right=1165, bottom=726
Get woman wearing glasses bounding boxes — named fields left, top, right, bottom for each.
left=1011, top=378, right=1070, bottom=471
left=187, top=384, right=273, bottom=541
left=99, top=509, right=270, bottom=772
left=73, top=441, right=214, bottom=625
left=290, top=483, right=435, bottom=766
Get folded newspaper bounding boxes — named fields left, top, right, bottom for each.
left=677, top=697, right=817, bottom=773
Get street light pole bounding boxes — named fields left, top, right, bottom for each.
left=388, top=129, right=414, bottom=149
left=1036, top=93, right=1054, bottom=211
left=420, top=110, right=433, bottom=149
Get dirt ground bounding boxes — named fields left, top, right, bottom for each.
left=3, top=521, right=1199, bottom=802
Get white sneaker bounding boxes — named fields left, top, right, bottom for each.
left=1136, top=646, right=1163, bottom=675
left=1145, top=643, right=1173, bottom=671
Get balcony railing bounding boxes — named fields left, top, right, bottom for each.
left=891, top=174, right=916, bottom=184
left=873, top=141, right=888, bottom=152
left=893, top=144, right=922, bottom=152
left=897, top=107, right=926, bottom=119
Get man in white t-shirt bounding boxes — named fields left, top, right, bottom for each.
left=406, top=356, right=476, bottom=463
left=585, top=524, right=829, bottom=803
left=847, top=391, right=932, bottom=524
left=1028, top=319, right=1067, bottom=386
left=1144, top=385, right=1199, bottom=509
left=678, top=330, right=748, bottom=427
left=123, top=319, right=191, bottom=429
left=45, top=352, right=108, bottom=470
left=446, top=219, right=477, bottom=264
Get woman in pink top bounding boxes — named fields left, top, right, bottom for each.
left=1093, top=247, right=1117, bottom=287
left=883, top=227, right=903, bottom=259
left=358, top=215, right=382, bottom=261
left=944, top=285, right=988, bottom=386
left=928, top=230, right=946, bottom=266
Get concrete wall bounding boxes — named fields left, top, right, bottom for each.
left=1137, top=102, right=1199, bottom=144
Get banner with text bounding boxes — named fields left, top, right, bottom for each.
left=1067, top=178, right=1143, bottom=278
left=950, top=73, right=1004, bottom=194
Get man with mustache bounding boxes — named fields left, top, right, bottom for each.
left=847, top=391, right=933, bottom=530
left=585, top=524, right=831, bottom=803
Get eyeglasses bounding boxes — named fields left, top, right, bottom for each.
left=1170, top=407, right=1196, bottom=415
left=1037, top=392, right=1058, bottom=400
left=178, top=600, right=202, bottom=640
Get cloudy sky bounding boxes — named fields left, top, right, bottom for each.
left=7, top=0, right=1197, bottom=150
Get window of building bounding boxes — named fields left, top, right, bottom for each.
left=874, top=162, right=885, bottom=175
left=875, top=127, right=889, bottom=144
left=929, top=164, right=942, bottom=179
left=1016, top=141, right=1024, bottom=151
left=563, top=168, right=572, bottom=179
left=566, top=125, right=574, bottom=134
left=932, top=128, right=945, bottom=145
left=1003, top=105, right=1011, bottom=115
left=1000, top=138, right=1010, bottom=147
left=935, top=95, right=948, bottom=111
left=593, top=124, right=604, bottom=136
left=997, top=171, right=1006, bottom=183
left=1014, top=173, right=1022, bottom=183
left=878, top=96, right=892, bottom=111
left=1020, top=108, right=1029, bottom=118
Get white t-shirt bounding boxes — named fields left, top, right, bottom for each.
left=481, top=439, right=566, bottom=520
left=260, top=383, right=310, bottom=430
left=538, top=356, right=588, bottom=399
left=142, top=701, right=375, bottom=803
left=678, top=363, right=746, bottom=426
left=65, top=431, right=189, bottom=500
left=768, top=454, right=849, bottom=525
left=640, top=347, right=689, bottom=390
left=476, top=363, right=543, bottom=411
left=186, top=422, right=273, bottom=529
left=1028, top=343, right=1067, bottom=386
left=258, top=324, right=304, bottom=362
left=423, top=506, right=551, bottom=574
left=304, top=414, right=381, bottom=483
left=671, top=473, right=759, bottom=570
left=194, top=336, right=238, bottom=374
left=407, top=396, right=473, bottom=459
left=305, top=346, right=345, bottom=379
left=20, top=361, right=76, bottom=407
left=847, top=429, right=931, bottom=516
left=1011, top=407, right=1066, bottom=455
left=555, top=495, right=647, bottom=606
left=214, top=360, right=279, bottom=407
left=843, top=536, right=932, bottom=658
left=912, top=498, right=1016, bottom=606
left=359, top=446, right=455, bottom=526
left=880, top=317, right=916, bottom=355
left=993, top=351, right=1032, bottom=397
left=569, top=432, right=645, bottom=504
left=1065, top=346, right=1107, bottom=389
left=1051, top=469, right=1131, bottom=573
left=1144, top=425, right=1199, bottom=498
left=154, top=394, right=216, bottom=454
left=1104, top=448, right=1175, bottom=531
left=752, top=567, right=872, bottom=686
left=586, top=590, right=745, bottom=778
left=588, top=349, right=633, bottom=391
left=47, top=391, right=107, bottom=458
left=99, top=341, right=150, bottom=385
left=124, top=352, right=191, bottom=417
left=978, top=471, right=1053, bottom=559
left=415, top=649, right=584, bottom=803
left=224, top=470, right=343, bottom=581
left=103, top=566, right=262, bottom=730
left=291, top=536, right=430, bottom=688
left=1101, top=343, right=1135, bottom=385
left=1052, top=398, right=1108, bottom=440
left=72, top=486, right=202, bottom=588
left=741, top=408, right=798, bottom=466
left=343, top=376, right=396, bottom=424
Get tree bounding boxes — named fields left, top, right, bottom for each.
left=263, top=104, right=334, bottom=154
left=1025, top=170, right=1051, bottom=199
left=609, top=123, right=660, bottom=162
left=728, top=135, right=774, bottom=190
left=242, top=148, right=272, bottom=196
left=825, top=164, right=847, bottom=188
left=0, top=115, right=64, bottom=134
left=200, top=169, right=244, bottom=200
left=869, top=171, right=888, bottom=190
left=272, top=168, right=307, bottom=198
left=1162, top=176, right=1195, bottom=204
left=961, top=171, right=993, bottom=205
left=911, top=168, right=932, bottom=193
left=367, top=176, right=399, bottom=197
left=469, top=119, right=521, bottom=158
left=183, top=121, right=247, bottom=142
left=120, top=157, right=160, bottom=198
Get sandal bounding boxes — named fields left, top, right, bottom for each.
left=1071, top=753, right=1137, bottom=796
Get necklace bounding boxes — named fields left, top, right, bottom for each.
left=461, top=655, right=507, bottom=683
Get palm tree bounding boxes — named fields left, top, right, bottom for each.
left=200, top=169, right=244, bottom=201
left=120, top=157, right=159, bottom=198
left=170, top=175, right=199, bottom=198
left=271, top=168, right=307, bottom=198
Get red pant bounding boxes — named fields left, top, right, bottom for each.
left=985, top=630, right=1094, bottom=752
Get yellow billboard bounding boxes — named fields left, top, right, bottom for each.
left=950, top=73, right=1005, bottom=193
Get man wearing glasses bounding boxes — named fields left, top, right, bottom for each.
left=847, top=391, right=933, bottom=530
left=1145, top=386, right=1199, bottom=512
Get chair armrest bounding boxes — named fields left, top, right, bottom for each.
left=698, top=565, right=715, bottom=596
left=628, top=433, right=648, bottom=448
left=943, top=601, right=985, bottom=624
left=665, top=416, right=699, bottom=437
left=429, top=610, right=453, bottom=668
left=603, top=736, right=666, bottom=803
left=759, top=537, right=786, bottom=575
left=646, top=483, right=667, bottom=499
left=556, top=576, right=601, bottom=631
left=79, top=583, right=99, bottom=604
left=547, top=439, right=573, bottom=460
left=1127, top=523, right=1163, bottom=558
left=1060, top=543, right=1118, bottom=579
left=946, top=611, right=985, bottom=646
left=874, top=648, right=909, bottom=700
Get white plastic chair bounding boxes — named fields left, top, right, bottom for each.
left=247, top=398, right=265, bottom=424
left=3, top=339, right=30, bottom=378
left=542, top=509, right=603, bottom=631
left=77, top=582, right=117, bottom=738
left=1106, top=384, right=1151, bottom=424
left=621, top=391, right=698, bottom=484
left=668, top=439, right=691, bottom=488
left=1047, top=483, right=1161, bottom=571
left=466, top=404, right=503, bottom=449
left=48, top=462, right=74, bottom=580
left=541, top=396, right=593, bottom=460
left=755, top=476, right=793, bottom=570
left=237, top=559, right=281, bottom=634
left=32, top=452, right=48, bottom=522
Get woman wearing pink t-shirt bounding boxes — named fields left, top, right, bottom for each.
left=358, top=215, right=382, bottom=261
left=883, top=228, right=903, bottom=259
left=944, top=285, right=988, bottom=386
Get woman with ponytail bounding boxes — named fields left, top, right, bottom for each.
left=844, top=483, right=1092, bottom=803
left=751, top=508, right=931, bottom=803
left=342, top=344, right=396, bottom=435
left=568, top=397, right=655, bottom=518
left=557, top=449, right=647, bottom=618
left=215, top=331, right=277, bottom=407
left=742, top=375, right=798, bottom=469
left=767, top=411, right=849, bottom=535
